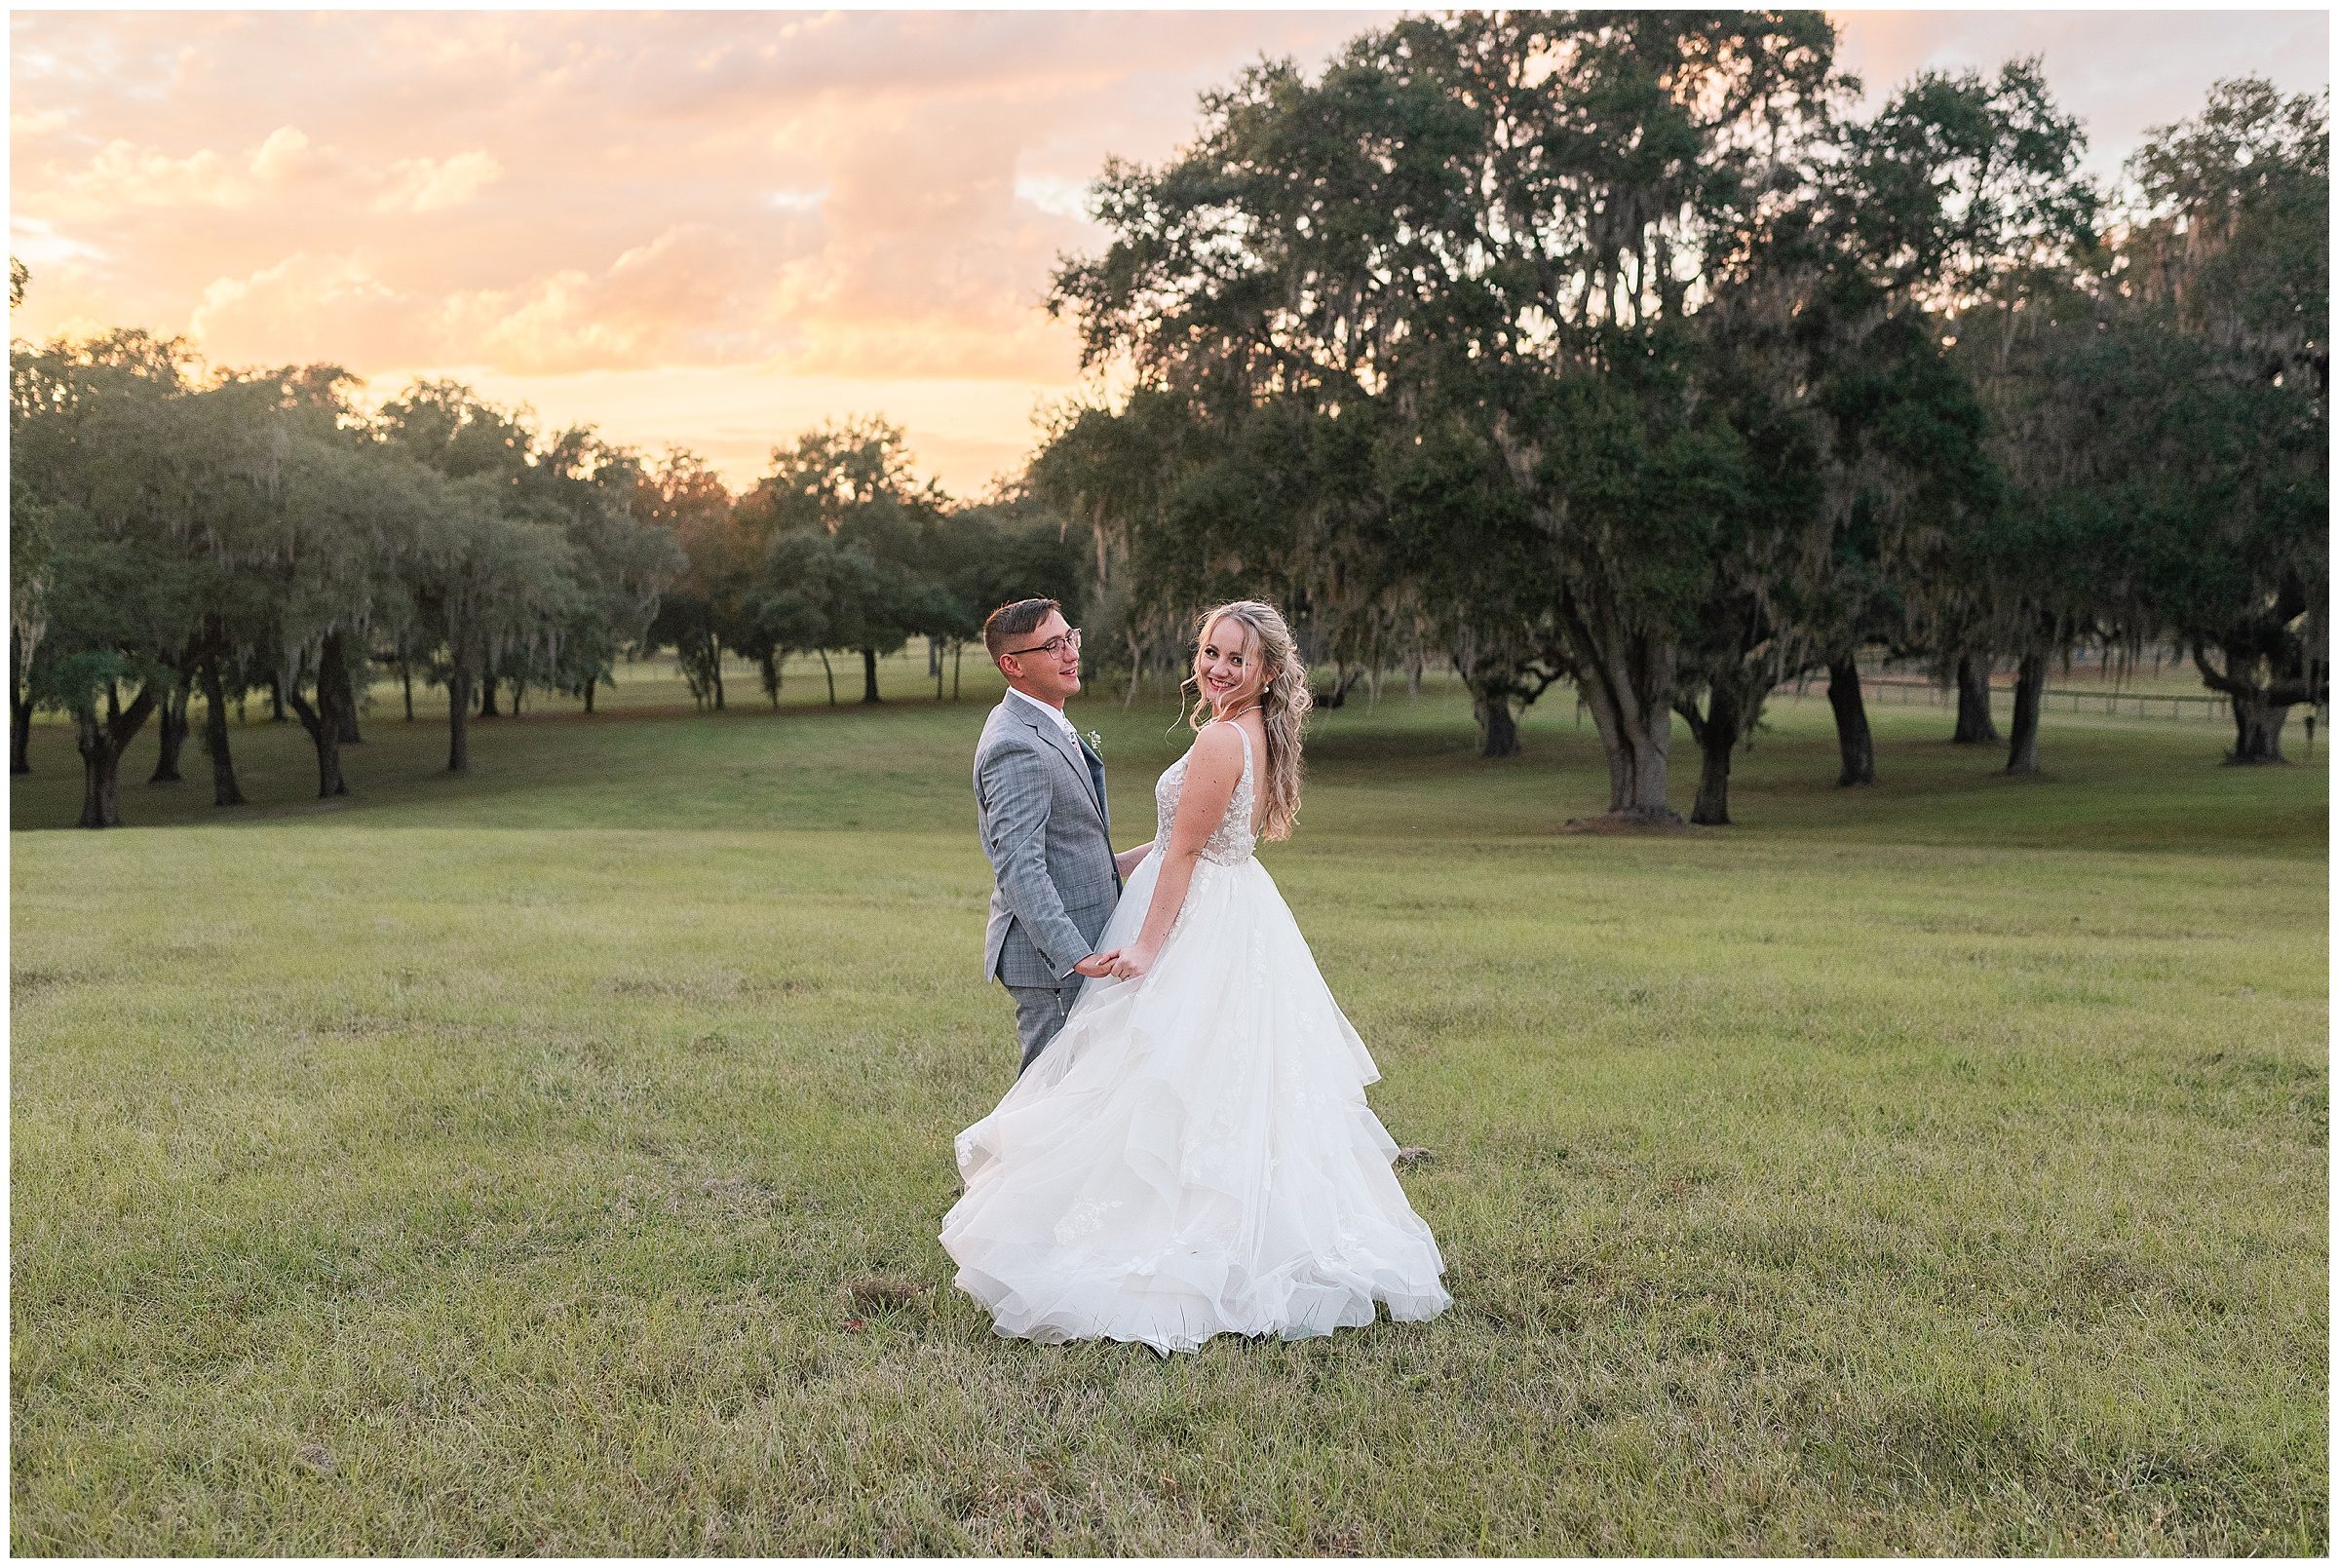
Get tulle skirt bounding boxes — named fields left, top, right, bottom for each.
left=941, top=850, right=1452, bottom=1354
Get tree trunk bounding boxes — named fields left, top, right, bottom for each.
left=583, top=674, right=596, bottom=714
left=200, top=649, right=246, bottom=807
left=75, top=680, right=160, bottom=828
left=2189, top=636, right=2309, bottom=764
left=332, top=650, right=363, bottom=744
left=446, top=665, right=473, bottom=773
left=1952, top=654, right=1998, bottom=744
left=2228, top=692, right=2291, bottom=763
left=77, top=717, right=122, bottom=828
left=932, top=637, right=943, bottom=700
left=711, top=640, right=725, bottom=710
left=10, top=636, right=31, bottom=775
left=819, top=650, right=836, bottom=706
left=1474, top=687, right=1521, bottom=757
left=284, top=635, right=350, bottom=798
left=861, top=646, right=881, bottom=704
left=510, top=673, right=525, bottom=716
left=952, top=640, right=963, bottom=701
left=401, top=654, right=414, bottom=721
left=478, top=668, right=500, bottom=718
left=1317, top=667, right=1364, bottom=710
left=1555, top=590, right=1677, bottom=821
left=11, top=686, right=30, bottom=776
left=1677, top=685, right=1745, bottom=826
left=2003, top=653, right=2046, bottom=775
left=147, top=678, right=190, bottom=784
left=268, top=672, right=286, bottom=722
left=1826, top=657, right=1876, bottom=786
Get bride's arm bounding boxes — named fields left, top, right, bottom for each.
left=1110, top=725, right=1245, bottom=980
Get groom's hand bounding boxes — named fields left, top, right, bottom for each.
left=1071, top=950, right=1120, bottom=978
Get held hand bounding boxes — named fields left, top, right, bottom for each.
left=1107, top=944, right=1157, bottom=982
left=1071, top=950, right=1121, bottom=979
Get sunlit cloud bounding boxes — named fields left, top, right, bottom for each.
left=9, top=214, right=101, bottom=267
left=1014, top=173, right=1092, bottom=220
left=249, top=125, right=324, bottom=185
left=10, top=10, right=2325, bottom=495
left=372, top=150, right=504, bottom=215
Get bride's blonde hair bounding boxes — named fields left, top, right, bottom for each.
left=1179, top=599, right=1312, bottom=840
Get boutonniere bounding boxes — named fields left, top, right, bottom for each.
left=1086, top=729, right=1104, bottom=756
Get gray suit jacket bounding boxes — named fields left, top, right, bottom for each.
left=975, top=696, right=1121, bottom=987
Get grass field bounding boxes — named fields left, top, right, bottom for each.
left=10, top=662, right=2328, bottom=1553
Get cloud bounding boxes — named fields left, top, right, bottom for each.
left=249, top=125, right=322, bottom=184
left=468, top=224, right=786, bottom=373
left=9, top=214, right=102, bottom=267
left=188, top=249, right=420, bottom=367
left=11, top=11, right=1389, bottom=387
left=1014, top=172, right=1091, bottom=220
left=372, top=149, right=503, bottom=214
left=73, top=137, right=246, bottom=210
left=187, top=225, right=787, bottom=374
left=30, top=123, right=332, bottom=222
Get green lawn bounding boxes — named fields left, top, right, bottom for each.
left=10, top=669, right=2327, bottom=1553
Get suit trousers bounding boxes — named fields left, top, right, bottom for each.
left=1007, top=982, right=1079, bottom=1077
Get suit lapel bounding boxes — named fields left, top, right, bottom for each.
left=1012, top=699, right=1106, bottom=824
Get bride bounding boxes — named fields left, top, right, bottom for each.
left=941, top=599, right=1452, bottom=1354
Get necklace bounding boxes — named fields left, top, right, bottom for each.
left=1211, top=703, right=1260, bottom=725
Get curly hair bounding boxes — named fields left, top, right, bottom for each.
left=1178, top=599, right=1313, bottom=840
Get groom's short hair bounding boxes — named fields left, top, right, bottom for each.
left=984, top=598, right=1060, bottom=667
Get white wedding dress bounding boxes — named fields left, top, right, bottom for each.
left=942, top=723, right=1452, bottom=1354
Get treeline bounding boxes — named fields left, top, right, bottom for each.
left=1025, top=14, right=2328, bottom=822
left=636, top=418, right=1081, bottom=714
left=10, top=353, right=679, bottom=826
left=8, top=325, right=1082, bottom=825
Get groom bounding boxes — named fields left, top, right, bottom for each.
left=973, top=598, right=1144, bottom=1075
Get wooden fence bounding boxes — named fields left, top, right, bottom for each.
left=1852, top=676, right=2230, bottom=723
left=1800, top=675, right=2327, bottom=755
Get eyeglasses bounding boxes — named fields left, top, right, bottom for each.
left=1006, top=628, right=1082, bottom=659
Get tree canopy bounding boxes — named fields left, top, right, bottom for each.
left=1036, top=12, right=2326, bottom=820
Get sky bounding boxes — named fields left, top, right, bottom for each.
left=10, top=9, right=2329, bottom=497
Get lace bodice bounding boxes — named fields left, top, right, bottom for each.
left=1153, top=723, right=1258, bottom=866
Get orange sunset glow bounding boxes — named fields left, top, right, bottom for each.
left=12, top=9, right=2328, bottom=496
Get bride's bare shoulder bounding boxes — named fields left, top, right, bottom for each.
left=1188, top=721, right=1247, bottom=769
left=1210, top=714, right=1267, bottom=761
